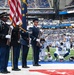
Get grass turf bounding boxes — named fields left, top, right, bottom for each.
left=9, top=47, right=74, bottom=61
left=27, top=47, right=74, bottom=60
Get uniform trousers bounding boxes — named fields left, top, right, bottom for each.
left=0, top=45, right=10, bottom=71
left=12, top=45, right=20, bottom=69
left=32, top=43, right=40, bottom=65
left=22, top=45, right=29, bottom=67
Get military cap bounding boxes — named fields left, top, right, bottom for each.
left=0, top=12, right=8, bottom=18
left=33, top=18, right=39, bottom=22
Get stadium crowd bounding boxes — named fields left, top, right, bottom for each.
left=28, top=0, right=50, bottom=8
left=0, top=0, right=50, bottom=8
left=32, top=18, right=74, bottom=25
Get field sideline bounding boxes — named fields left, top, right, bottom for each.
left=0, top=62, right=74, bottom=75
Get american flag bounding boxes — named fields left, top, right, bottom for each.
left=8, top=0, right=22, bottom=26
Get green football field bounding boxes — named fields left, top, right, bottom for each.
left=9, top=47, right=74, bottom=61
left=27, top=47, right=74, bottom=60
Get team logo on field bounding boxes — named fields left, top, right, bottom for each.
left=29, top=69, right=74, bottom=75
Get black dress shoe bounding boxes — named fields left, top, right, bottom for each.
left=5, top=70, right=10, bottom=73
left=37, top=64, right=41, bottom=66
left=4, top=69, right=10, bottom=73
left=0, top=70, right=10, bottom=74
left=12, top=68, right=21, bottom=71
left=0, top=71, right=7, bottom=74
left=22, top=66, right=30, bottom=68
left=33, top=64, right=41, bottom=66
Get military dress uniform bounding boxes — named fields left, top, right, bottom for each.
left=11, top=26, right=21, bottom=71
left=0, top=12, right=10, bottom=73
left=20, top=31, right=30, bottom=68
left=30, top=18, right=41, bottom=66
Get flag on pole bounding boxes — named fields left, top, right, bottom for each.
left=21, top=0, right=27, bottom=30
left=8, top=0, right=22, bottom=26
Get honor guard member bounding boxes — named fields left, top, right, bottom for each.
left=11, top=25, right=21, bottom=71
left=0, top=12, right=10, bottom=73
left=30, top=18, right=41, bottom=66
left=20, top=30, right=30, bottom=68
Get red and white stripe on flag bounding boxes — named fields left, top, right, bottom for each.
left=8, top=0, right=22, bottom=26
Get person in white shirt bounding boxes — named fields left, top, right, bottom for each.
left=64, top=33, right=71, bottom=53
left=54, top=42, right=70, bottom=60
left=39, top=39, right=46, bottom=61
left=39, top=34, right=51, bottom=61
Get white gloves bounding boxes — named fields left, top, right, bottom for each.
left=5, top=35, right=11, bottom=39
left=6, top=22, right=12, bottom=25
left=36, top=39, right=40, bottom=42
left=10, top=25, right=14, bottom=29
left=16, top=21, right=20, bottom=25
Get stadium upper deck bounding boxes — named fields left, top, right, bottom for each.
left=28, top=0, right=50, bottom=8
left=0, top=0, right=74, bottom=14
left=0, top=0, right=74, bottom=9
left=0, top=0, right=50, bottom=8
